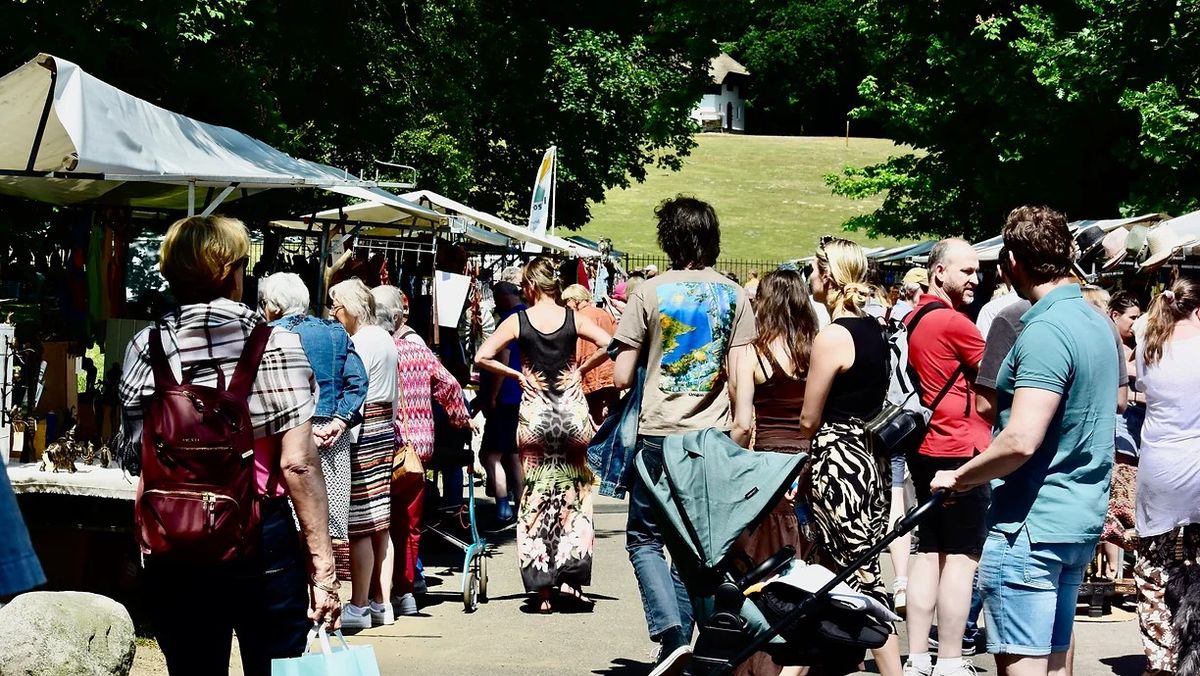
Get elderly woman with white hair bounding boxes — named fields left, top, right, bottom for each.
left=259, top=273, right=368, bottom=581
left=329, top=278, right=400, bottom=629
left=371, top=285, right=474, bottom=615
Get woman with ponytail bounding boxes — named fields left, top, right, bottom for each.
left=798, top=236, right=901, bottom=676
left=1133, top=279, right=1200, bottom=674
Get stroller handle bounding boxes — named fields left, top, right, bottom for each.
left=897, top=489, right=949, bottom=534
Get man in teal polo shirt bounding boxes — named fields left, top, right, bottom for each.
left=932, top=206, right=1118, bottom=676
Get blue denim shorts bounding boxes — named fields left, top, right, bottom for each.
left=977, top=527, right=1095, bottom=656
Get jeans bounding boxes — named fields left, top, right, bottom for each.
left=966, top=576, right=984, bottom=635
left=626, top=436, right=694, bottom=640
left=978, top=527, right=1095, bottom=656
left=143, top=499, right=311, bottom=676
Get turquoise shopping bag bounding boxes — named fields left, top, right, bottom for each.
left=271, top=625, right=380, bottom=676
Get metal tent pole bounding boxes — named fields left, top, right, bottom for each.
left=315, top=221, right=330, bottom=316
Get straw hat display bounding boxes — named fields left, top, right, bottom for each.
left=1138, top=223, right=1199, bottom=272
left=1099, top=228, right=1129, bottom=271
left=1074, top=224, right=1107, bottom=264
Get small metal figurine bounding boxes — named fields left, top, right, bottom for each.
left=97, top=442, right=112, bottom=469
left=83, top=441, right=96, bottom=465
left=40, top=426, right=80, bottom=473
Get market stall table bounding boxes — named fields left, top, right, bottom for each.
left=6, top=462, right=140, bottom=614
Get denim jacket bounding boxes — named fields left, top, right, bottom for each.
left=272, top=314, right=368, bottom=427
left=587, top=363, right=645, bottom=499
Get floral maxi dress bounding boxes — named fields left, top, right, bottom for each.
left=514, top=309, right=596, bottom=592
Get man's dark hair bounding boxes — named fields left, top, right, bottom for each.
left=655, top=195, right=720, bottom=269
left=1002, top=206, right=1073, bottom=283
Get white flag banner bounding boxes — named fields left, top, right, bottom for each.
left=525, top=146, right=556, bottom=252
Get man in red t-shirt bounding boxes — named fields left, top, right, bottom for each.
left=902, top=238, right=991, bottom=676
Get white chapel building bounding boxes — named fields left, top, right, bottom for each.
left=692, top=53, right=750, bottom=133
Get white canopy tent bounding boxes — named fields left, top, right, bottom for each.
left=269, top=198, right=513, bottom=248
left=974, top=214, right=1167, bottom=262
left=0, top=53, right=399, bottom=213
left=400, top=190, right=601, bottom=257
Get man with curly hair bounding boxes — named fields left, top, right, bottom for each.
left=611, top=195, right=757, bottom=676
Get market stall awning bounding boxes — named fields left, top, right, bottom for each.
left=0, top=53, right=390, bottom=212
left=400, top=190, right=600, bottom=256
left=975, top=214, right=1168, bottom=262
left=269, top=196, right=513, bottom=248
left=870, top=240, right=935, bottom=263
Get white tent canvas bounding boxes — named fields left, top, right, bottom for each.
left=400, top=190, right=600, bottom=256
left=0, top=53, right=382, bottom=211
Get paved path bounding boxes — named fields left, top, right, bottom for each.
left=132, top=494, right=1146, bottom=675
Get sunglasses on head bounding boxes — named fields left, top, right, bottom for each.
left=819, top=235, right=853, bottom=250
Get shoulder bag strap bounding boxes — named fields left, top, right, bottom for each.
left=228, top=324, right=274, bottom=400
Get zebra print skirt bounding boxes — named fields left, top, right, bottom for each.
left=348, top=402, right=396, bottom=536
left=807, top=420, right=891, bottom=614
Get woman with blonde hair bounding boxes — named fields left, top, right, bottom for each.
left=475, top=257, right=613, bottom=613
left=1133, top=278, right=1200, bottom=674
left=561, top=283, right=618, bottom=427
left=329, top=278, right=399, bottom=629
left=798, top=236, right=901, bottom=676
left=119, top=216, right=337, bottom=674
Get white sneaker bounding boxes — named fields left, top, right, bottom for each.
left=393, top=592, right=419, bottom=616
left=934, top=659, right=979, bottom=676
left=340, top=603, right=371, bottom=631
left=893, top=578, right=908, bottom=616
left=649, top=644, right=691, bottom=676
left=369, top=601, right=395, bottom=626
left=904, top=660, right=933, bottom=676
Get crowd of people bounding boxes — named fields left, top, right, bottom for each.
left=108, top=200, right=1200, bottom=676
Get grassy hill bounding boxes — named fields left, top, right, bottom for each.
left=575, top=134, right=913, bottom=263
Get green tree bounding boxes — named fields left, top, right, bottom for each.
left=826, top=1, right=1200, bottom=241
left=0, top=0, right=728, bottom=228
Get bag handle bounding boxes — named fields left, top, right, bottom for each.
left=305, top=624, right=351, bottom=655
left=228, top=324, right=274, bottom=400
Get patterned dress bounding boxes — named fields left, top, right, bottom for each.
left=514, top=309, right=596, bottom=592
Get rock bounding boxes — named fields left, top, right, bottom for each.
left=0, top=591, right=136, bottom=675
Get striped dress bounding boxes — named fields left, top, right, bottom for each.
left=348, top=325, right=399, bottom=536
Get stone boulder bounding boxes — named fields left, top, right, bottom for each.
left=0, top=591, right=136, bottom=675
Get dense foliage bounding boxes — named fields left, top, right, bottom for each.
left=721, top=0, right=872, bottom=137
left=0, top=0, right=730, bottom=227
left=826, top=0, right=1200, bottom=240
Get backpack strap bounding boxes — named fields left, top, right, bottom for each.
left=228, top=324, right=274, bottom=400
left=147, top=328, right=178, bottom=390
left=905, top=300, right=967, bottom=412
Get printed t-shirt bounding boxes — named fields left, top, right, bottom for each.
left=903, top=294, right=991, bottom=458
left=989, top=284, right=1118, bottom=543
left=614, top=267, right=757, bottom=436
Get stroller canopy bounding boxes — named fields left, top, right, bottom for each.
left=638, top=428, right=806, bottom=570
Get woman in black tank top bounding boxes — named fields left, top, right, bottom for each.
left=475, top=258, right=613, bottom=614
left=796, top=237, right=901, bottom=676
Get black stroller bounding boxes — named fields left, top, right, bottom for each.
left=635, top=429, right=946, bottom=675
